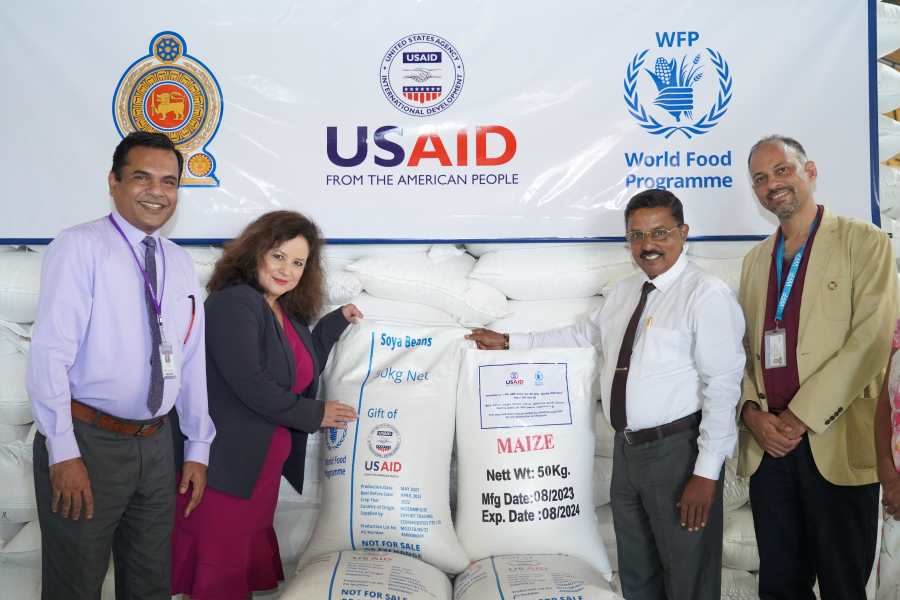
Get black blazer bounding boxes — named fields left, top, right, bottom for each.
left=173, top=283, right=349, bottom=498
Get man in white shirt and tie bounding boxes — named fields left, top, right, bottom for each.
left=468, top=189, right=746, bottom=600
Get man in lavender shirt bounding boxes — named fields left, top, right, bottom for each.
left=27, top=131, right=215, bottom=599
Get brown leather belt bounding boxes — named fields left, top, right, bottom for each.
left=618, top=411, right=701, bottom=446
left=71, top=400, right=166, bottom=438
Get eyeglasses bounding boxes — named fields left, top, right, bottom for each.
left=625, top=225, right=682, bottom=243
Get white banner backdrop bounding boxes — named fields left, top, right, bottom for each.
left=0, top=1, right=877, bottom=242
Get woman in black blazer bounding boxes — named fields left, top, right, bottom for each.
left=171, top=211, right=360, bottom=600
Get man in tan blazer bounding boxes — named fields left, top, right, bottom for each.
left=737, top=135, right=897, bottom=599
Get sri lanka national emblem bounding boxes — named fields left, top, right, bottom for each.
left=113, top=31, right=223, bottom=186
left=623, top=44, right=732, bottom=139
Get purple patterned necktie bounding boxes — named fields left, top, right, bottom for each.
left=143, top=236, right=164, bottom=415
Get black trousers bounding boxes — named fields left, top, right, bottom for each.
left=611, top=426, right=724, bottom=600
left=749, top=436, right=879, bottom=600
left=33, top=418, right=176, bottom=600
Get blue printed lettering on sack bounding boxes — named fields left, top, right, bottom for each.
left=378, top=333, right=433, bottom=351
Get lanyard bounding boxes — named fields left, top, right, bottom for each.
left=107, top=214, right=166, bottom=322
left=773, top=216, right=817, bottom=324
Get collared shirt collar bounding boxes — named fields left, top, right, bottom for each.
left=110, top=209, right=161, bottom=248
left=642, top=249, right=688, bottom=294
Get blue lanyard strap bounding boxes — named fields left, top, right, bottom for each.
left=107, top=214, right=166, bottom=318
left=774, top=216, right=817, bottom=324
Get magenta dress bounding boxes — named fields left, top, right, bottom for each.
left=171, top=313, right=315, bottom=599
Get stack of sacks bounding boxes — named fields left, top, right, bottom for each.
left=467, top=242, right=636, bottom=301
left=344, top=244, right=509, bottom=326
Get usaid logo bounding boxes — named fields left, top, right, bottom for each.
left=380, top=33, right=465, bottom=116
left=505, top=371, right=525, bottom=385
left=367, top=423, right=401, bottom=458
left=623, top=31, right=732, bottom=139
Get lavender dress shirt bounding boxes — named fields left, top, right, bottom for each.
left=26, top=211, right=216, bottom=465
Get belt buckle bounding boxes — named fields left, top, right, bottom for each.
left=622, top=429, right=636, bottom=445
left=134, top=423, right=148, bottom=437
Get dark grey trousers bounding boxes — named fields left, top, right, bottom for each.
left=33, top=418, right=175, bottom=600
left=611, top=426, right=724, bottom=600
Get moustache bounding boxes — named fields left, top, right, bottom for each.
left=767, top=187, right=793, bottom=201
left=640, top=250, right=663, bottom=260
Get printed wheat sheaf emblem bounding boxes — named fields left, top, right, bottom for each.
left=623, top=48, right=732, bottom=139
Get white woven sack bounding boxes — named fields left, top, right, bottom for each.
left=884, top=170, right=900, bottom=221
left=464, top=242, right=630, bottom=260
left=284, top=551, right=452, bottom=600
left=594, top=456, right=612, bottom=507
left=487, top=297, right=605, bottom=332
left=0, top=351, right=31, bottom=425
left=183, top=246, right=222, bottom=290
left=453, top=555, right=618, bottom=600
left=879, top=0, right=900, bottom=58
left=594, top=409, right=615, bottom=458
left=343, top=293, right=458, bottom=327
left=324, top=269, right=363, bottom=306
left=879, top=517, right=900, bottom=600
left=299, top=322, right=469, bottom=573
left=594, top=504, right=618, bottom=572
left=723, top=455, right=749, bottom=512
left=720, top=568, right=758, bottom=600
left=347, top=251, right=508, bottom=326
left=0, top=437, right=38, bottom=523
left=273, top=501, right=321, bottom=569
left=0, top=564, right=40, bottom=599
left=0, top=521, right=23, bottom=545
left=0, top=520, right=40, bottom=568
left=0, top=424, right=30, bottom=444
left=470, top=246, right=636, bottom=300
left=0, top=250, right=42, bottom=323
left=723, top=505, right=759, bottom=571
left=456, top=348, right=611, bottom=579
left=686, top=241, right=757, bottom=260
left=688, top=257, right=742, bottom=293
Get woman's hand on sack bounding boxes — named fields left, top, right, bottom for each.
left=321, top=400, right=358, bottom=429
left=342, top=303, right=364, bottom=323
left=466, top=328, right=508, bottom=350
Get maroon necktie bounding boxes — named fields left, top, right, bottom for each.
left=610, top=281, right=655, bottom=432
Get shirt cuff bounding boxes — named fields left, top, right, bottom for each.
left=507, top=333, right=532, bottom=350
left=46, top=432, right=81, bottom=466
left=693, top=449, right=725, bottom=480
left=183, top=441, right=211, bottom=466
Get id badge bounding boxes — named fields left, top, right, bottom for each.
left=159, top=341, right=178, bottom=380
left=764, top=328, right=787, bottom=369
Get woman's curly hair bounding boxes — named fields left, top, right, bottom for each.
left=207, top=210, right=325, bottom=322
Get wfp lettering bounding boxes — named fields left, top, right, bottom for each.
left=365, top=460, right=402, bottom=473
left=497, top=433, right=555, bottom=454
left=326, top=125, right=517, bottom=167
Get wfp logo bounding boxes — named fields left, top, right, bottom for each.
left=505, top=371, right=525, bottom=385
left=535, top=370, right=544, bottom=386
left=326, top=426, right=347, bottom=450
left=623, top=31, right=732, bottom=139
left=380, top=33, right=465, bottom=116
